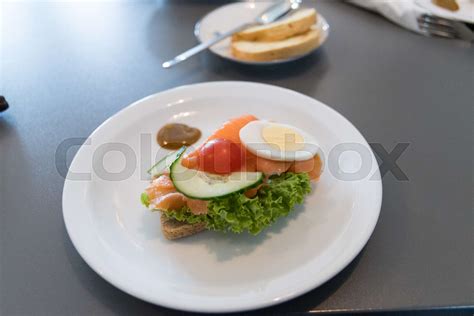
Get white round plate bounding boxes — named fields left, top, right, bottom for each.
left=63, top=82, right=382, bottom=313
left=415, top=0, right=474, bottom=23
left=195, top=2, right=330, bottom=65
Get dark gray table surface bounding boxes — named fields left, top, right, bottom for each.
left=1, top=0, right=473, bottom=315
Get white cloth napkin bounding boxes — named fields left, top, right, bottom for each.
left=348, top=0, right=425, bottom=34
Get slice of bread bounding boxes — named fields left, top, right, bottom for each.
left=232, top=8, right=317, bottom=42
left=160, top=213, right=206, bottom=240
left=231, top=27, right=319, bottom=62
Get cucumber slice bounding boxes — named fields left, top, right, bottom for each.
left=170, top=150, right=263, bottom=200
left=147, top=146, right=186, bottom=177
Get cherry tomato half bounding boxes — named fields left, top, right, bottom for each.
left=198, top=138, right=244, bottom=174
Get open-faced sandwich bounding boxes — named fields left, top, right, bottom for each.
left=141, top=115, right=322, bottom=240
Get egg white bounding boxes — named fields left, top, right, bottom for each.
left=239, top=121, right=319, bottom=161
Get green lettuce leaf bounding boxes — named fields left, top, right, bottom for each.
left=164, top=172, right=311, bottom=235
left=140, top=192, right=150, bottom=208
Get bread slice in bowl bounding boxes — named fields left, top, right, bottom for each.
left=231, top=27, right=319, bottom=62
left=232, top=8, right=317, bottom=42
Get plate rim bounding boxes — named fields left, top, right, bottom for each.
left=194, top=2, right=330, bottom=66
left=62, top=81, right=382, bottom=313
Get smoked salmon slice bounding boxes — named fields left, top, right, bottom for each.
left=149, top=192, right=187, bottom=211
left=289, top=155, right=323, bottom=180
left=146, top=174, right=209, bottom=214
left=255, top=156, right=291, bottom=175
left=146, top=174, right=176, bottom=201
left=186, top=199, right=209, bottom=215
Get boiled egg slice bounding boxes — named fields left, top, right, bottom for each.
left=239, top=121, right=319, bottom=161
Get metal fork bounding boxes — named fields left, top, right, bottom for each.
left=417, top=14, right=474, bottom=41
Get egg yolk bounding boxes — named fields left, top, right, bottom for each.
left=262, top=125, right=305, bottom=152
